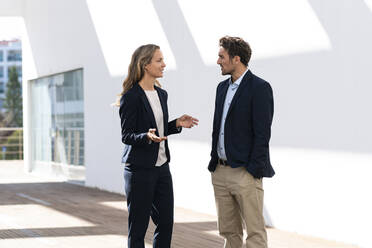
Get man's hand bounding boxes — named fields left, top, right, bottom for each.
left=176, top=115, right=199, bottom=128
left=147, top=128, right=167, bottom=143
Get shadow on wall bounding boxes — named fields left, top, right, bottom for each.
left=254, top=0, right=372, bottom=154
left=23, top=0, right=372, bottom=158
left=152, top=0, right=372, bottom=154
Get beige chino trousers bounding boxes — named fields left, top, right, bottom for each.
left=211, top=164, right=267, bottom=248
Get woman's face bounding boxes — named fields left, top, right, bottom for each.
left=145, top=49, right=166, bottom=78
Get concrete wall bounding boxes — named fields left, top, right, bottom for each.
left=0, top=0, right=23, bottom=16
left=3, top=0, right=372, bottom=247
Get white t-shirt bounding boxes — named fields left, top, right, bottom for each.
left=145, top=90, right=167, bottom=167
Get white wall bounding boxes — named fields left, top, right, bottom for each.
left=3, top=0, right=372, bottom=247
left=0, top=0, right=23, bottom=16
left=20, top=0, right=125, bottom=192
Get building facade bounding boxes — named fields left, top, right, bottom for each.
left=1, top=1, right=372, bottom=247
left=0, top=39, right=22, bottom=110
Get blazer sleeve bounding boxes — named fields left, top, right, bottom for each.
left=168, top=119, right=182, bottom=135
left=119, top=93, right=149, bottom=146
left=249, top=82, right=274, bottom=175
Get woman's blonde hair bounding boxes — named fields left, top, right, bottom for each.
left=114, top=44, right=161, bottom=106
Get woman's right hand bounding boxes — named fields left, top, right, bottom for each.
left=147, top=128, right=167, bottom=143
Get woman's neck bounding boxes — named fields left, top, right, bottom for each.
left=139, top=74, right=156, bottom=91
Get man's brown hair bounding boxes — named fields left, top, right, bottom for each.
left=219, top=36, right=252, bottom=66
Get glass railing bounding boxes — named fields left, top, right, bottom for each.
left=0, top=127, right=23, bottom=160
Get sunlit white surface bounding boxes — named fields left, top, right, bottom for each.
left=170, top=140, right=372, bottom=248
left=0, top=205, right=94, bottom=229
left=365, top=0, right=372, bottom=12
left=178, top=0, right=331, bottom=64
left=266, top=147, right=372, bottom=248
left=86, top=0, right=177, bottom=76
left=0, top=235, right=137, bottom=248
left=0, top=17, right=23, bottom=39
left=169, top=140, right=217, bottom=215
left=99, top=201, right=126, bottom=210
left=21, top=20, right=38, bottom=80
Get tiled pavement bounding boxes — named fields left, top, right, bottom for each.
left=0, top=161, right=358, bottom=248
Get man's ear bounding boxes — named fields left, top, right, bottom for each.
left=233, top=55, right=241, bottom=64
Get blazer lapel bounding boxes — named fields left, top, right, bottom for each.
left=226, top=70, right=253, bottom=119
left=135, top=84, right=158, bottom=129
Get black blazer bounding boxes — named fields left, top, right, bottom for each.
left=119, top=84, right=181, bottom=168
left=208, top=70, right=275, bottom=178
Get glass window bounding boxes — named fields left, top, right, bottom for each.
left=0, top=67, right=3, bottom=78
left=0, top=81, right=4, bottom=94
left=30, top=69, right=84, bottom=180
left=7, top=50, right=22, bottom=61
left=0, top=51, right=3, bottom=61
left=56, top=70, right=83, bottom=102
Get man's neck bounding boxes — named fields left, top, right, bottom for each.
left=231, top=66, right=248, bottom=83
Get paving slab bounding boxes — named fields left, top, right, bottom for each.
left=0, top=161, right=359, bottom=248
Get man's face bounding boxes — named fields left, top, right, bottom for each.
left=217, top=47, right=234, bottom=75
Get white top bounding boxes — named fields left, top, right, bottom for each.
left=145, top=90, right=167, bottom=167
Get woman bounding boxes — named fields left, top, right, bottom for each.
left=117, top=44, right=198, bottom=248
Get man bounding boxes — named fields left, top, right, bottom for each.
left=209, top=36, right=275, bottom=248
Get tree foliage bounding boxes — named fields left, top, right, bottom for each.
left=3, top=66, right=23, bottom=127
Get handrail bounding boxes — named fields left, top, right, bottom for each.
left=0, top=128, right=23, bottom=160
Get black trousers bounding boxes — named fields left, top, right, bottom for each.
left=124, top=163, right=174, bottom=248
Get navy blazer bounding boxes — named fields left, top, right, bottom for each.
left=119, top=84, right=181, bottom=168
left=208, top=70, right=275, bottom=178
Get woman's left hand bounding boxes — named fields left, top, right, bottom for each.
left=176, top=114, right=199, bottom=128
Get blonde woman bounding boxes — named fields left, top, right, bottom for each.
left=117, top=44, right=198, bottom=248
